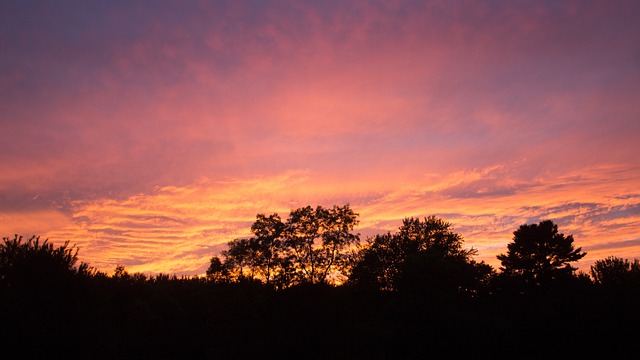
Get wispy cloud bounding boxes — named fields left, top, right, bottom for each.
left=27, top=162, right=639, bottom=275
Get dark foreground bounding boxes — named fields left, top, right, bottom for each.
left=2, top=278, right=638, bottom=359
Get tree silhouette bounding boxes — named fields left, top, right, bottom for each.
left=249, top=213, right=286, bottom=285
left=210, top=205, right=360, bottom=287
left=349, top=216, right=493, bottom=296
left=283, top=205, right=360, bottom=285
left=221, top=238, right=259, bottom=280
left=590, top=256, right=640, bottom=287
left=497, top=220, right=586, bottom=289
left=206, top=255, right=231, bottom=282
left=348, top=232, right=397, bottom=291
left=214, top=213, right=287, bottom=285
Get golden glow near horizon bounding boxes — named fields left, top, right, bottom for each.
left=1, top=1, right=639, bottom=276
left=20, top=163, right=639, bottom=276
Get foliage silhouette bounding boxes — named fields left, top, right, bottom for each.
left=0, top=234, right=88, bottom=289
left=205, top=255, right=231, bottom=282
left=496, top=220, right=586, bottom=290
left=283, top=204, right=360, bottom=284
left=4, top=212, right=640, bottom=358
left=250, top=213, right=286, bottom=284
left=590, top=256, right=640, bottom=287
left=349, top=216, right=494, bottom=298
left=209, top=204, right=360, bottom=287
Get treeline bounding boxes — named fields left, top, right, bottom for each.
left=207, top=205, right=638, bottom=294
left=2, top=204, right=639, bottom=358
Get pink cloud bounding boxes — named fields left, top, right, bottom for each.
left=2, top=1, right=640, bottom=275
left=23, top=161, right=637, bottom=275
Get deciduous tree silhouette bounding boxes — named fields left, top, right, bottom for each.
left=590, top=256, right=640, bottom=287
left=221, top=238, right=259, bottom=280
left=283, top=205, right=360, bottom=285
left=209, top=205, right=360, bottom=287
left=249, top=213, right=285, bottom=284
left=497, top=220, right=586, bottom=289
left=349, top=216, right=493, bottom=296
left=214, top=213, right=287, bottom=285
left=206, top=255, right=231, bottom=282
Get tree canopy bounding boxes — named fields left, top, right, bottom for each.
left=207, top=204, right=360, bottom=287
left=349, top=216, right=493, bottom=297
left=590, top=256, right=640, bottom=287
left=497, top=220, right=586, bottom=289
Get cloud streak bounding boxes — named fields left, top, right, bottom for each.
left=26, top=162, right=640, bottom=275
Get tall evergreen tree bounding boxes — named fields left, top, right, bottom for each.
left=497, top=220, right=586, bottom=288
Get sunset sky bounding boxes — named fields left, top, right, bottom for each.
left=1, top=0, right=639, bottom=276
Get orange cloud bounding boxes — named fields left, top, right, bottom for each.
left=2, top=1, right=640, bottom=276
left=28, top=161, right=638, bottom=276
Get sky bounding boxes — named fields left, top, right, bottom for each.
left=1, top=0, right=639, bottom=276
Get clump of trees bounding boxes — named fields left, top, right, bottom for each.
left=207, top=204, right=360, bottom=287
left=348, top=216, right=493, bottom=298
left=204, top=205, right=640, bottom=296
left=590, top=256, right=640, bottom=287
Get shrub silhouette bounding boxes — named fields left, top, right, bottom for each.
left=0, top=234, right=84, bottom=289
